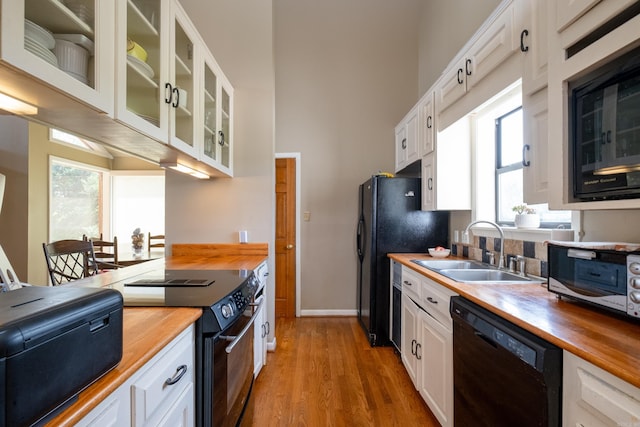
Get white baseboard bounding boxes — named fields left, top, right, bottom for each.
left=299, top=309, right=358, bottom=317
left=267, top=337, right=277, bottom=352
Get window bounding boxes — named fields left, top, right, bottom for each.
left=473, top=82, right=571, bottom=228
left=49, top=158, right=106, bottom=241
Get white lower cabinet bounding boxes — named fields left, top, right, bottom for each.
left=77, top=324, right=195, bottom=427
left=253, top=260, right=269, bottom=377
left=401, top=273, right=457, bottom=427
left=563, top=351, right=640, bottom=426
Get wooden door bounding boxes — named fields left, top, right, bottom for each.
left=275, top=158, right=296, bottom=317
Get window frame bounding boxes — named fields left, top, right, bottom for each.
left=48, top=156, right=111, bottom=242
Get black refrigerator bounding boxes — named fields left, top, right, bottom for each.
left=356, top=176, right=449, bottom=346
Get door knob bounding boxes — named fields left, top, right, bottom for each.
left=286, top=244, right=294, bottom=249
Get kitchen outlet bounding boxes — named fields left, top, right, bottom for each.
left=239, top=230, right=248, bottom=243
left=303, top=212, right=311, bottom=222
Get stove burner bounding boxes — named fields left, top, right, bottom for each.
left=125, top=278, right=214, bottom=287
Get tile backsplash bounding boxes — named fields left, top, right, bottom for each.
left=451, top=235, right=548, bottom=277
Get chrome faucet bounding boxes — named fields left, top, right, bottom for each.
left=464, top=220, right=505, bottom=269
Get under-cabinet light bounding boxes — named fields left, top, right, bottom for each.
left=160, top=162, right=210, bottom=179
left=0, top=93, right=37, bottom=115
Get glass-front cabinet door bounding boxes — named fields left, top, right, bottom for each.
left=115, top=0, right=197, bottom=157
left=220, top=83, right=232, bottom=170
left=115, top=0, right=168, bottom=142
left=168, top=4, right=197, bottom=157
left=200, top=49, right=233, bottom=175
left=202, top=56, right=218, bottom=165
left=0, top=0, right=115, bottom=113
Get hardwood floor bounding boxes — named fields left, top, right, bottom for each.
left=252, top=317, right=440, bottom=426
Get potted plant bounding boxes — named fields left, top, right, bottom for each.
left=512, top=204, right=540, bottom=229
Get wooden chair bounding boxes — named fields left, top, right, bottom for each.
left=148, top=233, right=165, bottom=253
left=42, top=239, right=101, bottom=285
left=85, top=235, right=119, bottom=270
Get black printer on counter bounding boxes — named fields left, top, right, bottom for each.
left=0, top=286, right=123, bottom=426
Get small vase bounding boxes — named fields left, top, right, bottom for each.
left=133, top=246, right=143, bottom=257
left=514, top=213, right=540, bottom=229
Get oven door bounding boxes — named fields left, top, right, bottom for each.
left=203, top=300, right=262, bottom=427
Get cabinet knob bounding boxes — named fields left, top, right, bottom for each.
left=286, top=244, right=294, bottom=249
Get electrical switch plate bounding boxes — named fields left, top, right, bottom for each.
left=303, top=211, right=311, bottom=222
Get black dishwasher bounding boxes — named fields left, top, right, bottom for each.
left=450, top=297, right=562, bottom=427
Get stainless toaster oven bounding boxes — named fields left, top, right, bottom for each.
left=548, top=242, right=640, bottom=318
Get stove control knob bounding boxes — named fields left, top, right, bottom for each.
left=630, top=291, right=640, bottom=304
left=221, top=303, right=234, bottom=319
left=629, top=262, right=640, bottom=275
left=631, top=277, right=640, bottom=289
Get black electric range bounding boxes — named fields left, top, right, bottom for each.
left=122, top=269, right=259, bottom=333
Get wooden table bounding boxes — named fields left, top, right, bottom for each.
left=116, top=249, right=165, bottom=266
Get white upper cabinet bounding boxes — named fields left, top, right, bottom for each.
left=522, top=87, right=549, bottom=204
left=395, top=106, right=420, bottom=172
left=437, top=2, right=517, bottom=115
left=115, top=0, right=197, bottom=157
left=113, top=0, right=233, bottom=175
left=200, top=49, right=233, bottom=174
left=517, top=0, right=548, bottom=96
left=0, top=0, right=115, bottom=114
left=419, top=91, right=435, bottom=156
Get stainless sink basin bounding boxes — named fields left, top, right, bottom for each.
left=411, top=259, right=492, bottom=271
left=437, top=269, right=545, bottom=284
left=410, top=259, right=544, bottom=284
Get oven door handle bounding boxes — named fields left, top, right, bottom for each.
left=222, top=297, right=264, bottom=354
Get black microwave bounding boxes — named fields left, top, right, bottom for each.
left=569, top=46, right=640, bottom=201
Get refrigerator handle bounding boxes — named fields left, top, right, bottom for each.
left=356, top=218, right=364, bottom=261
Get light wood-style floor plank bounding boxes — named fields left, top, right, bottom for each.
left=252, top=317, right=440, bottom=426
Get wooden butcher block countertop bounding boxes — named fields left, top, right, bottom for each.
left=390, top=253, right=640, bottom=390
left=48, top=243, right=268, bottom=426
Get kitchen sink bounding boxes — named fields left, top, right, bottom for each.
left=436, top=269, right=545, bottom=284
left=411, top=259, right=544, bottom=284
left=411, top=259, right=492, bottom=271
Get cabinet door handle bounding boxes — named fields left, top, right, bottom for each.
left=416, top=343, right=422, bottom=360
left=427, top=177, right=433, bottom=191
left=465, top=58, right=472, bottom=76
left=265, top=321, right=270, bottom=335
left=457, top=68, right=463, bottom=84
left=165, top=364, right=188, bottom=386
left=426, top=296, right=438, bottom=305
left=426, top=115, right=432, bottom=129
left=218, top=130, right=225, bottom=146
left=164, top=83, right=173, bottom=104
left=172, top=87, right=180, bottom=108
left=402, top=138, right=407, bottom=149
left=520, top=29, right=529, bottom=52
left=403, top=280, right=413, bottom=287
left=411, top=339, right=416, bottom=355
left=522, top=144, right=531, bottom=167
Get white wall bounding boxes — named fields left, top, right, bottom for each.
left=0, top=117, right=29, bottom=279
left=274, top=0, right=422, bottom=312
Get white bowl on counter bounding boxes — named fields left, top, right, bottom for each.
left=428, top=248, right=451, bottom=258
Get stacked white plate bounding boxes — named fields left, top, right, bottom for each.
left=127, top=54, right=154, bottom=79
left=24, top=20, right=58, bottom=68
